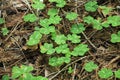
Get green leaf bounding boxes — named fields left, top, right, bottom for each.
left=39, top=26, right=55, bottom=34
left=68, top=67, right=74, bottom=74
left=35, top=76, right=48, bottom=80
left=39, top=19, right=51, bottom=27
left=107, top=16, right=120, bottom=27
left=56, top=1, right=66, bottom=7
left=49, top=15, right=62, bottom=24
left=55, top=44, right=70, bottom=54
left=1, top=28, right=9, bottom=36
left=84, top=61, right=98, bottom=72
left=40, top=43, right=55, bottom=54
left=84, top=1, right=98, bottom=12
left=23, top=14, right=37, bottom=22
left=48, top=8, right=58, bottom=16
left=67, top=34, right=81, bottom=43
left=71, top=44, right=89, bottom=56
left=115, top=69, right=120, bottom=79
left=0, top=18, right=5, bottom=24
left=27, top=30, right=42, bottom=46
left=12, top=66, right=22, bottom=79
left=2, top=75, right=9, bottom=80
left=92, top=19, right=103, bottom=30
left=54, top=34, right=67, bottom=44
left=70, top=23, right=85, bottom=34
left=98, top=68, right=113, bottom=79
left=111, top=31, right=120, bottom=43
left=101, top=21, right=110, bottom=28
left=32, top=1, right=45, bottom=10
left=66, top=12, right=78, bottom=20
left=20, top=65, right=33, bottom=73
left=83, top=16, right=94, bottom=24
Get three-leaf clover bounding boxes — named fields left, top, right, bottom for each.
left=114, top=69, right=120, bottom=79
left=48, top=8, right=58, bottom=16
left=71, top=44, right=89, bottom=56
left=84, top=1, right=98, bottom=12
left=40, top=43, right=55, bottom=54
left=1, top=28, right=9, bottom=36
left=67, top=34, right=81, bottom=43
left=83, top=16, right=94, bottom=24
left=98, top=68, right=113, bottom=79
left=23, top=14, right=37, bottom=22
left=84, top=61, right=98, bottom=72
left=0, top=18, right=5, bottom=24
left=49, top=15, right=62, bottom=24
left=39, top=19, right=51, bottom=27
left=55, top=44, right=70, bottom=54
left=66, top=12, right=78, bottom=20
left=70, top=23, right=85, bottom=34
left=39, top=26, right=55, bottom=34
left=54, top=34, right=67, bottom=44
left=111, top=31, right=120, bottom=43
left=32, top=0, right=45, bottom=10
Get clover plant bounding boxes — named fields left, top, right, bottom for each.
left=54, top=34, right=67, bottom=44
left=40, top=43, right=55, bottom=54
left=111, top=31, right=120, bottom=43
left=2, top=75, right=9, bottom=80
left=0, top=18, right=5, bottom=24
left=23, top=13, right=37, bottom=22
left=84, top=1, right=98, bottom=12
left=67, top=34, right=81, bottom=43
left=84, top=61, right=98, bottom=72
left=114, top=69, right=120, bottom=79
left=48, top=8, right=59, bottom=17
left=68, top=67, right=74, bottom=74
left=98, top=68, right=113, bottom=79
left=1, top=27, right=9, bottom=36
left=66, top=12, right=78, bottom=20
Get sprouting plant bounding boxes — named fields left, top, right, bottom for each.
left=71, top=44, right=89, bottom=56
left=27, top=27, right=42, bottom=46
left=99, top=6, right=113, bottom=16
left=40, top=43, right=55, bottom=54
left=49, top=56, right=70, bottom=66
left=111, top=31, right=120, bottom=43
left=84, top=1, right=98, bottom=12
left=55, top=44, right=70, bottom=54
left=0, top=18, right=5, bottom=24
left=11, top=65, right=48, bottom=80
left=31, top=0, right=45, bottom=10
left=67, top=34, right=81, bottom=43
left=70, top=23, right=85, bottom=34
left=1, top=27, right=9, bottom=36
left=54, top=34, right=67, bottom=44
left=68, top=67, right=74, bottom=74
left=66, top=12, right=78, bottom=20
left=114, top=69, right=120, bottom=79
left=98, top=68, right=113, bottom=79
left=23, top=13, right=37, bottom=22
left=84, top=61, right=98, bottom=72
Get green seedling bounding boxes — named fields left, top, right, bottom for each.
left=98, top=68, right=113, bottom=79
left=111, top=31, right=120, bottom=43
left=49, top=56, right=71, bottom=66
left=66, top=12, right=78, bottom=20
left=40, top=43, right=55, bottom=54
left=55, top=44, right=70, bottom=54
left=84, top=61, right=98, bottom=72
left=114, top=69, right=120, bottom=79
left=84, top=1, right=98, bottom=12
left=71, top=44, right=89, bottom=56
left=0, top=18, right=5, bottom=24
left=70, top=23, right=85, bottom=34
left=68, top=67, right=74, bottom=74
left=1, top=27, right=9, bottom=36
left=32, top=0, right=45, bottom=10
left=67, top=34, right=81, bottom=43
left=23, top=13, right=37, bottom=22
left=54, top=34, right=67, bottom=44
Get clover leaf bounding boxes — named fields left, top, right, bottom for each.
left=2, top=75, right=9, bottom=80
left=71, top=44, right=89, bottom=56
left=84, top=1, right=98, bottom=12
left=1, top=28, right=9, bottom=36
left=68, top=67, right=74, bottom=74
left=107, top=16, right=120, bottom=27
left=39, top=19, right=51, bottom=27
left=39, top=26, right=55, bottom=34
left=70, top=23, right=85, bottom=34
left=67, top=34, right=81, bottom=43
left=23, top=14, right=37, bottom=22
left=40, top=43, right=55, bottom=54
left=0, top=18, right=5, bottom=24
left=83, top=16, right=94, bottom=24
left=98, top=68, right=113, bottom=79
left=32, top=0, right=45, bottom=10
left=84, top=61, right=98, bottom=72
left=49, top=15, right=62, bottom=24
left=55, top=44, right=70, bottom=54
left=54, top=34, right=67, bottom=44
left=115, top=69, right=120, bottom=79
left=48, top=8, right=58, bottom=17
left=92, top=19, right=103, bottom=30
left=66, top=12, right=78, bottom=20
left=111, top=31, right=120, bottom=43
left=27, top=30, right=42, bottom=46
